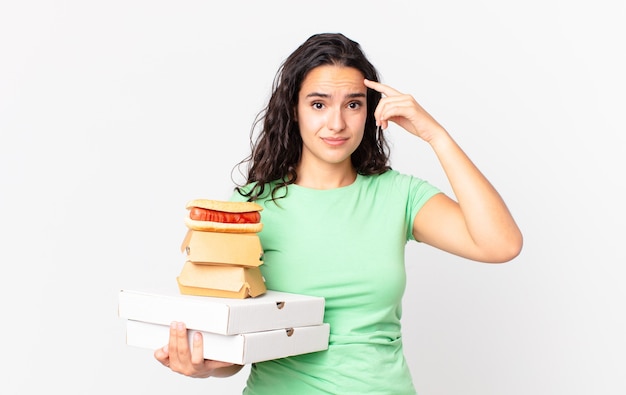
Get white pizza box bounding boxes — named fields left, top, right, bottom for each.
left=125, top=320, right=330, bottom=365
left=118, top=286, right=326, bottom=335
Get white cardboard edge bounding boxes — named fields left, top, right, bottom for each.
left=118, top=289, right=326, bottom=335
left=125, top=320, right=330, bottom=364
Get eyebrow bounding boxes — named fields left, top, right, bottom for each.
left=305, top=92, right=366, bottom=99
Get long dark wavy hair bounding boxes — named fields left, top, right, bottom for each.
left=234, top=33, right=391, bottom=202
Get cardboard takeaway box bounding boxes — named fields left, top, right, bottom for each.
left=177, top=261, right=266, bottom=299
left=177, top=230, right=266, bottom=298
left=118, top=287, right=330, bottom=364
left=118, top=287, right=326, bottom=335
left=181, top=230, right=264, bottom=267
left=126, top=320, right=330, bottom=365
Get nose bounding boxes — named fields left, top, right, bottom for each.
left=326, top=107, right=346, bottom=132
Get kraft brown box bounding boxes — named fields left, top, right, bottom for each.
left=177, top=261, right=266, bottom=299
left=180, top=230, right=264, bottom=267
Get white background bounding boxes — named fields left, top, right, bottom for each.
left=1, top=1, right=625, bottom=394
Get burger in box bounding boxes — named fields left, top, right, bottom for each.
left=177, top=199, right=266, bottom=299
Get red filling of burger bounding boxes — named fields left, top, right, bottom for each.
left=189, top=207, right=260, bottom=224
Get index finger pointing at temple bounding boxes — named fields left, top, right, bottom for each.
left=364, top=79, right=402, bottom=97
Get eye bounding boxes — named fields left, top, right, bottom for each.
left=347, top=101, right=363, bottom=110
left=312, top=102, right=324, bottom=110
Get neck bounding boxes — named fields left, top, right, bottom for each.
left=295, top=162, right=357, bottom=190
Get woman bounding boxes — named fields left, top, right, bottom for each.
left=155, top=32, right=523, bottom=394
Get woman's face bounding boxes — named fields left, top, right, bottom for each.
left=296, top=65, right=367, bottom=170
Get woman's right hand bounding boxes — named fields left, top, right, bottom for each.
left=154, top=321, right=241, bottom=378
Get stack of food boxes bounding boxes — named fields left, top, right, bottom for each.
left=177, top=198, right=268, bottom=298
left=118, top=288, right=330, bottom=364
left=118, top=199, right=330, bottom=364
left=177, top=226, right=267, bottom=298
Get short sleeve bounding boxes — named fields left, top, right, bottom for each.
left=405, top=175, right=441, bottom=241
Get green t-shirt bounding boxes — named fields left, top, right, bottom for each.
left=230, top=170, right=440, bottom=395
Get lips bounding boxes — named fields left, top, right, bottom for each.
left=321, top=137, right=349, bottom=146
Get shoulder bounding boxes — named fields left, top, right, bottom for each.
left=360, top=170, right=441, bottom=207
left=229, top=181, right=284, bottom=205
left=360, top=169, right=429, bottom=189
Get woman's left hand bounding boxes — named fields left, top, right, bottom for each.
left=364, top=79, right=446, bottom=143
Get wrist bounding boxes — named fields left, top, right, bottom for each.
left=424, top=126, right=452, bottom=148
